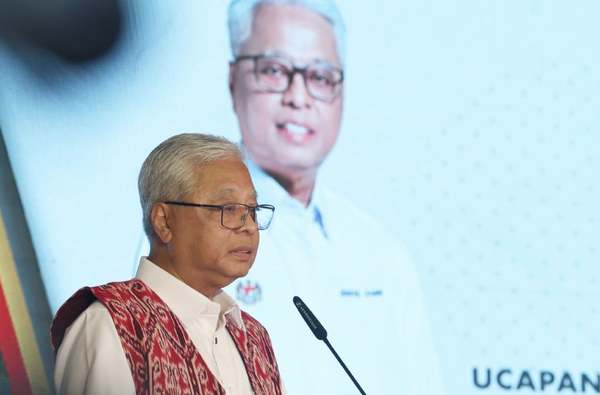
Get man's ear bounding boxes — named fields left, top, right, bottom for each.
left=228, top=62, right=237, bottom=112
left=150, top=203, right=173, bottom=244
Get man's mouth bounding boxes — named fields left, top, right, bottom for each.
left=229, top=246, right=253, bottom=261
left=276, top=122, right=314, bottom=144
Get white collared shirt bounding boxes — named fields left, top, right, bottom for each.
left=54, top=258, right=261, bottom=395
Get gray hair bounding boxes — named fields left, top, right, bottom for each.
left=138, top=133, right=242, bottom=239
left=228, top=0, right=346, bottom=65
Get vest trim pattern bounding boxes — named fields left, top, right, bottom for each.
left=52, top=279, right=283, bottom=395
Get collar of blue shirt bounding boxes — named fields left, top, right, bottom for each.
left=244, top=154, right=328, bottom=238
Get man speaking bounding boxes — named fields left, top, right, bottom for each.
left=52, top=134, right=284, bottom=394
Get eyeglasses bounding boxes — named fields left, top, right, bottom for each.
left=234, top=54, right=344, bottom=102
left=165, top=201, right=275, bottom=230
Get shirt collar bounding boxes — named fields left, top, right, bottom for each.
left=244, top=154, right=328, bottom=234
left=244, top=156, right=299, bottom=210
left=135, top=257, right=245, bottom=330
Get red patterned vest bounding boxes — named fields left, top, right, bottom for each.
left=51, top=280, right=283, bottom=395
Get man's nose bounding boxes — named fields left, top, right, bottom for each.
left=238, top=212, right=259, bottom=234
left=282, top=72, right=312, bottom=109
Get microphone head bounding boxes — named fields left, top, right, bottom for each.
left=293, top=296, right=327, bottom=340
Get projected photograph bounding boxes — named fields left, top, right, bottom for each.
left=0, top=0, right=598, bottom=394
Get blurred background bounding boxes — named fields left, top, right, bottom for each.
left=0, top=0, right=598, bottom=393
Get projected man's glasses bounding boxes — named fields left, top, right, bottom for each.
left=235, top=54, right=344, bottom=102
left=165, top=201, right=275, bottom=230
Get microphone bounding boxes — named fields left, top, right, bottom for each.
left=293, top=296, right=366, bottom=394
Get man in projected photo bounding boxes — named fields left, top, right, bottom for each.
left=225, top=0, right=446, bottom=393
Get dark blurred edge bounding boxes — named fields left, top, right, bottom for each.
left=0, top=356, right=10, bottom=394
left=0, top=0, right=124, bottom=64
left=0, top=129, right=55, bottom=394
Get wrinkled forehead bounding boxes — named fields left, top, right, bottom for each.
left=243, top=4, right=340, bottom=67
left=210, top=186, right=258, bottom=201
left=191, top=160, right=258, bottom=202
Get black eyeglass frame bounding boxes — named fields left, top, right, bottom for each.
left=164, top=201, right=275, bottom=230
left=233, top=54, right=344, bottom=102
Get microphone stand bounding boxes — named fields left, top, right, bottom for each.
left=293, top=296, right=367, bottom=394
left=323, top=337, right=366, bottom=395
